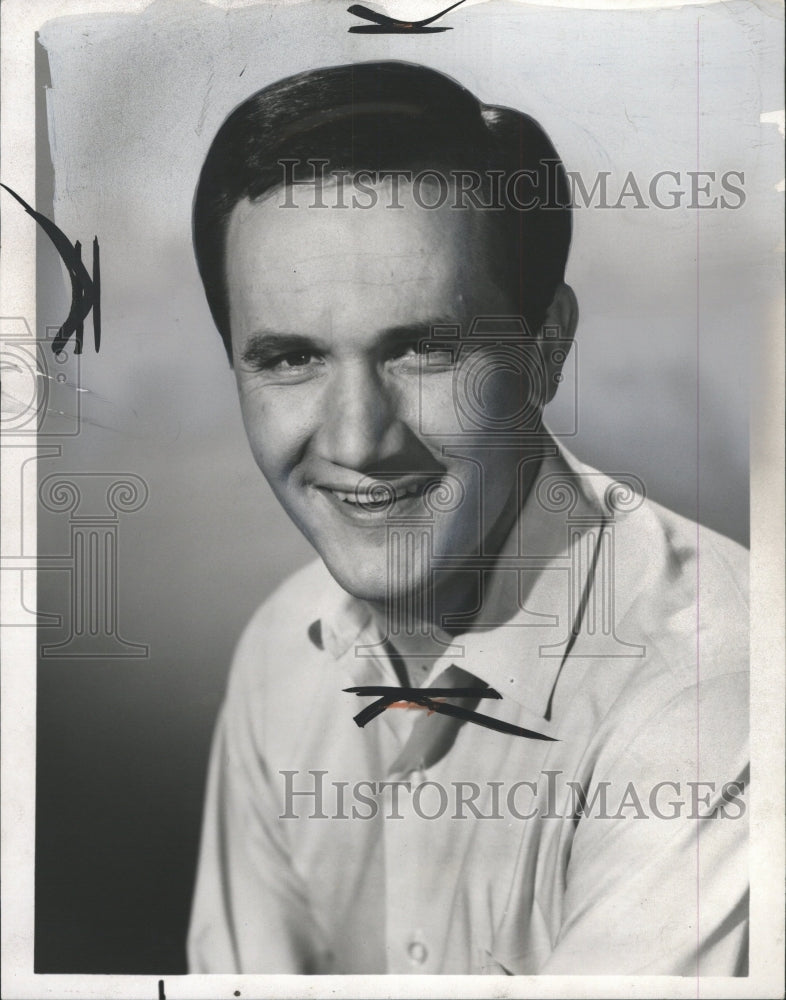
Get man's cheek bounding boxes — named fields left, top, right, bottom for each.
left=414, top=378, right=463, bottom=437
left=240, top=400, right=294, bottom=460
left=237, top=411, right=284, bottom=479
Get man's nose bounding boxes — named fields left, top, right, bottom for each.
left=314, top=362, right=406, bottom=471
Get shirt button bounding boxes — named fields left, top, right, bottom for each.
left=407, top=941, right=428, bottom=965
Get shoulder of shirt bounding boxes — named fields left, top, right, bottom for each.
left=624, top=495, right=748, bottom=686
left=558, top=463, right=749, bottom=774
left=633, top=490, right=747, bottom=596
left=555, top=442, right=748, bottom=698
left=557, top=440, right=748, bottom=612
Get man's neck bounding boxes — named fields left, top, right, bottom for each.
left=366, top=450, right=544, bottom=684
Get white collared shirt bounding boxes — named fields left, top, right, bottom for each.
left=187, top=441, right=749, bottom=975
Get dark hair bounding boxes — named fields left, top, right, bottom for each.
left=193, top=61, right=572, bottom=359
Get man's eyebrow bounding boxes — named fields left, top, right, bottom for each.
left=377, top=317, right=457, bottom=346
left=240, top=331, right=321, bottom=365
left=239, top=318, right=457, bottom=365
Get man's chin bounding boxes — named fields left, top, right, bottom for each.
left=320, top=559, right=389, bottom=604
left=319, top=555, right=428, bottom=608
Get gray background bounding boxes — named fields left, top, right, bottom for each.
left=33, top=0, right=781, bottom=973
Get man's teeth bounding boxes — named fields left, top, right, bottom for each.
left=331, top=483, right=423, bottom=504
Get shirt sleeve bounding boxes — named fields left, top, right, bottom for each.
left=186, top=629, right=326, bottom=973
left=540, top=669, right=749, bottom=975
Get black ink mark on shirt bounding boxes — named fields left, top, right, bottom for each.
left=1, top=183, right=101, bottom=355
left=345, top=684, right=560, bottom=740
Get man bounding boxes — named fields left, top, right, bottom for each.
left=187, top=61, right=748, bottom=975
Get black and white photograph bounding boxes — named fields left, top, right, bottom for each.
left=1, top=0, right=783, bottom=996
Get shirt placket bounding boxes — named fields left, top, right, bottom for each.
left=378, top=661, right=479, bottom=974
left=332, top=624, right=437, bottom=971
left=381, top=754, right=439, bottom=973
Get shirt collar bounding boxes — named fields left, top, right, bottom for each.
left=309, top=432, right=608, bottom=720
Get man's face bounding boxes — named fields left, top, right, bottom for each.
left=225, top=180, right=553, bottom=605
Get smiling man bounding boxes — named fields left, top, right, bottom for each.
left=187, top=61, right=749, bottom=976
left=223, top=176, right=574, bottom=620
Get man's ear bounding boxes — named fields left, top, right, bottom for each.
left=538, top=282, right=578, bottom=404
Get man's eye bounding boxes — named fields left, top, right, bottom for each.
left=253, top=350, right=325, bottom=375
left=277, top=351, right=315, bottom=369
left=388, top=341, right=424, bottom=361
left=424, top=348, right=455, bottom=367
left=389, top=342, right=455, bottom=370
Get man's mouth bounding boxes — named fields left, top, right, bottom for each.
left=316, top=476, right=437, bottom=516
left=332, top=480, right=424, bottom=507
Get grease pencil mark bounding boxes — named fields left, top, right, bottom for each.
left=345, top=684, right=560, bottom=740
left=347, top=0, right=468, bottom=33
left=1, top=183, right=101, bottom=355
